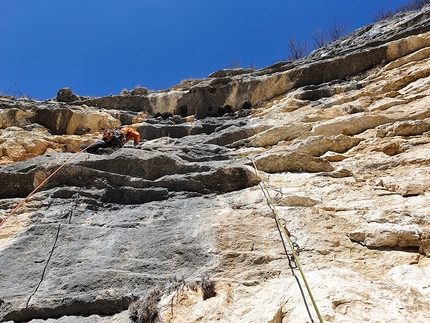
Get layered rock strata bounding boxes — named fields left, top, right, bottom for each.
left=1, top=5, right=430, bottom=323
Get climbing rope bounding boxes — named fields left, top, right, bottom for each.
left=248, top=157, right=324, bottom=323
left=26, top=223, right=62, bottom=308
left=0, top=142, right=96, bottom=229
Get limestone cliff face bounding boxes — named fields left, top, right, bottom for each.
left=2, top=6, right=430, bottom=323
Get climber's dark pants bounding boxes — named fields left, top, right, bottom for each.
left=85, top=140, right=110, bottom=154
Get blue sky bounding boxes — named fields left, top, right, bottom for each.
left=1, top=0, right=411, bottom=100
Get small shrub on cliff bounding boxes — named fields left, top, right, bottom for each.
left=129, top=286, right=163, bottom=323
left=312, top=29, right=327, bottom=48
left=201, top=274, right=217, bottom=300
left=129, top=275, right=217, bottom=322
left=397, top=0, right=430, bottom=12
left=372, top=8, right=395, bottom=22
left=3, top=80, right=33, bottom=100
left=328, top=21, right=348, bottom=41
left=230, top=60, right=241, bottom=68
left=129, top=277, right=186, bottom=323
left=373, top=0, right=430, bottom=22
left=287, top=38, right=309, bottom=60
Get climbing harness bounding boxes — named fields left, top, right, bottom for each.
left=248, top=157, right=324, bottom=323
left=0, top=141, right=97, bottom=229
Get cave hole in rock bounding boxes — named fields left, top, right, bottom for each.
left=218, top=105, right=232, bottom=116
left=177, top=105, right=188, bottom=117
left=154, top=112, right=173, bottom=120
left=241, top=101, right=252, bottom=109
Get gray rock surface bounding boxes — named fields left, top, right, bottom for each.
left=2, top=5, right=430, bottom=323
left=56, top=88, right=80, bottom=103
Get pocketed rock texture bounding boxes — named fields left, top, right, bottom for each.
left=2, top=6, right=430, bottom=323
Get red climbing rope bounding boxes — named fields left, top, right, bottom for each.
left=0, top=143, right=95, bottom=229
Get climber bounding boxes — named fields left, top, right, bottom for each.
left=121, top=126, right=141, bottom=147
left=86, top=127, right=140, bottom=154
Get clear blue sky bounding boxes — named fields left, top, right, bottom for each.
left=1, top=0, right=411, bottom=100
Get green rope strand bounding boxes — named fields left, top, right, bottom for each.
left=249, top=158, right=324, bottom=323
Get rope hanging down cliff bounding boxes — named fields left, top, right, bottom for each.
left=248, top=157, right=324, bottom=323
left=0, top=142, right=96, bottom=229
left=0, top=127, right=142, bottom=229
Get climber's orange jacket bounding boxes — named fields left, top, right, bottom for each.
left=121, top=127, right=141, bottom=145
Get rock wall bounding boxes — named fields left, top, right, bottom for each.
left=2, top=5, right=430, bottom=323
left=58, top=6, right=430, bottom=119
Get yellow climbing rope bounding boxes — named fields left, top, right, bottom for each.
left=248, top=157, right=324, bottom=323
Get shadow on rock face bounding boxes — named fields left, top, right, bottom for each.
left=100, top=186, right=169, bottom=205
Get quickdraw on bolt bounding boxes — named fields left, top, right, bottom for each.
left=248, top=157, right=324, bottom=323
